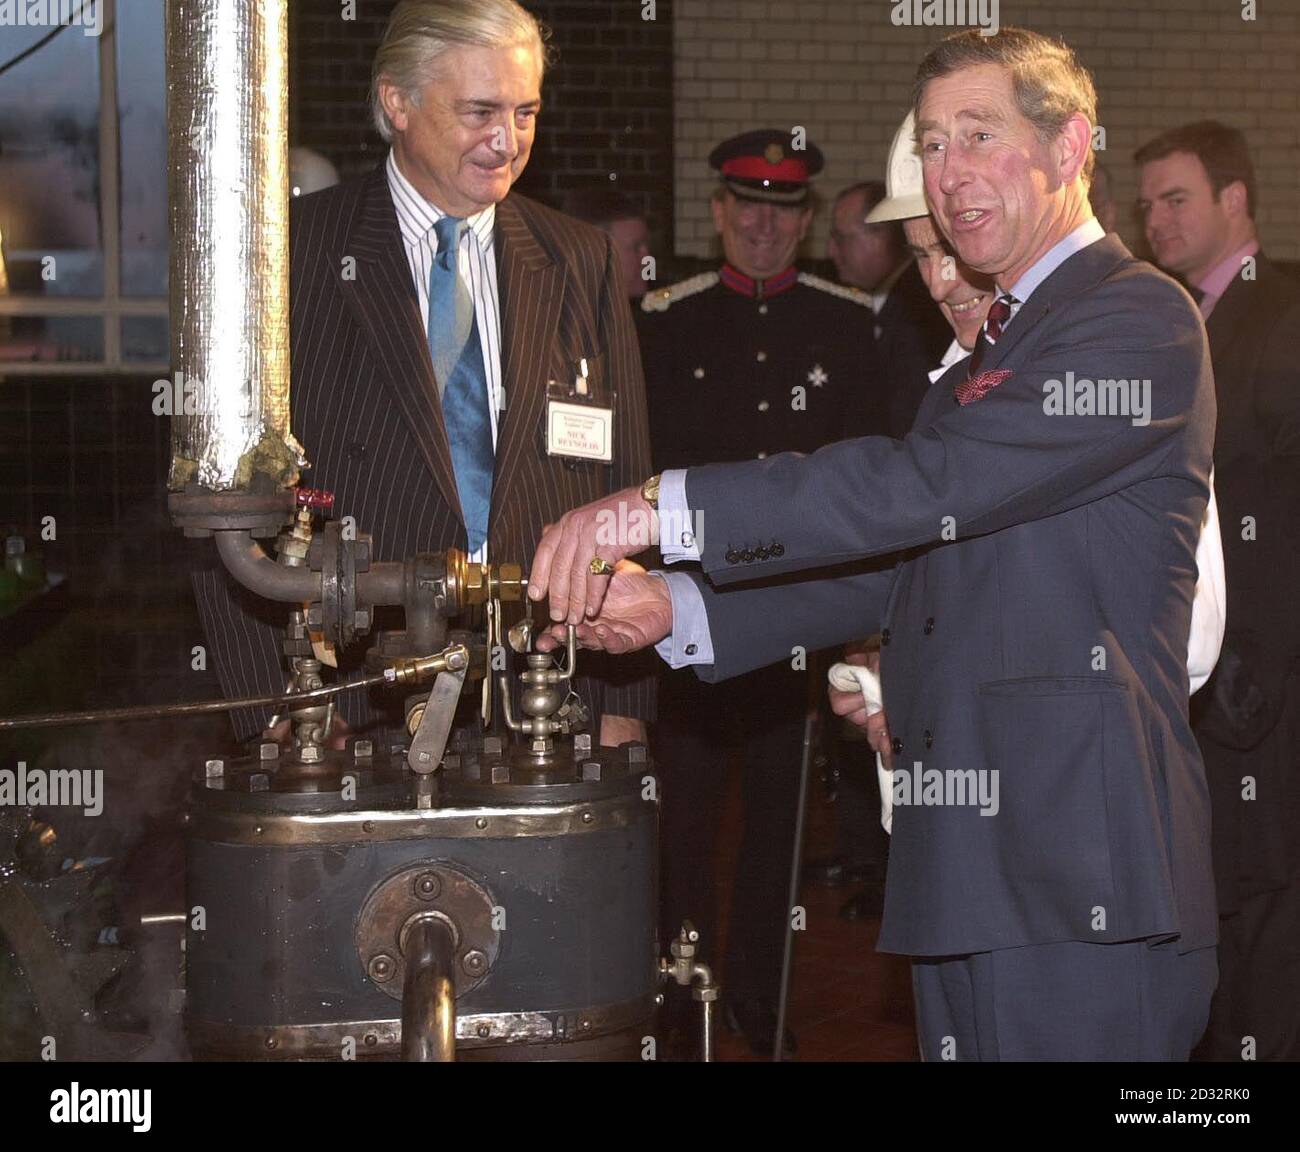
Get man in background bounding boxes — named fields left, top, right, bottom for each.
left=562, top=187, right=652, bottom=304
left=1138, top=119, right=1300, bottom=1060
left=828, top=180, right=950, bottom=437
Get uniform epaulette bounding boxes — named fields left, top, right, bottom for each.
left=797, top=271, right=873, bottom=307
left=641, top=271, right=721, bottom=313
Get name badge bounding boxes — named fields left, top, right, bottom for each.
left=546, top=400, right=613, bottom=462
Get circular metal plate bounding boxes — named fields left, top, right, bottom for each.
left=355, top=863, right=499, bottom=1001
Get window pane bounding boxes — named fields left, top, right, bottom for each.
left=0, top=22, right=103, bottom=299
left=0, top=315, right=104, bottom=365
left=118, top=0, right=167, bottom=298
left=121, top=314, right=168, bottom=362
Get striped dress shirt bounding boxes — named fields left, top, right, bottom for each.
left=386, top=150, right=503, bottom=561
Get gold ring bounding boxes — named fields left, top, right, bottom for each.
left=588, top=557, right=616, bottom=576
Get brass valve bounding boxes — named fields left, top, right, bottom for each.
left=385, top=643, right=470, bottom=688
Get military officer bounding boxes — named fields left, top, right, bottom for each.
left=638, top=129, right=888, bottom=1057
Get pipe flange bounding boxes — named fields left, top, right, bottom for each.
left=356, top=863, right=499, bottom=1001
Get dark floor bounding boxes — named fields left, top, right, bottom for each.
left=705, top=758, right=917, bottom=1062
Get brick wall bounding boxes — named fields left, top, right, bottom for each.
left=672, top=0, right=1300, bottom=261
left=289, top=0, right=676, bottom=243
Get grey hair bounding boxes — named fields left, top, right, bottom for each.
left=912, top=27, right=1098, bottom=183
left=370, top=0, right=551, bottom=142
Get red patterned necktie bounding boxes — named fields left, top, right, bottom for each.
left=967, top=293, right=1016, bottom=377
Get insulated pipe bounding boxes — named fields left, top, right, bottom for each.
left=400, top=918, right=457, bottom=1062
left=166, top=0, right=300, bottom=495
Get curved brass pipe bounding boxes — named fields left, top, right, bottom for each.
left=400, top=918, right=457, bottom=1062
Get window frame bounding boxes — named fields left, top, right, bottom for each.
left=0, top=0, right=169, bottom=376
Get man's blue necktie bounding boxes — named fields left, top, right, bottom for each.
left=428, top=216, right=493, bottom=554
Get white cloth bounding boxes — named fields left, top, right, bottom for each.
left=1188, top=474, right=1226, bottom=694
left=827, top=661, right=895, bottom=835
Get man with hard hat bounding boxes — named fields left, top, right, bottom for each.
left=639, top=128, right=888, bottom=1058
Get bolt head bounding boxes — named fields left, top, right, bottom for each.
left=249, top=773, right=270, bottom=792
left=476, top=1023, right=490, bottom=1039
left=462, top=950, right=487, bottom=977
left=353, top=609, right=371, bottom=632
left=204, top=758, right=224, bottom=778
left=414, top=872, right=441, bottom=901
left=299, top=745, right=324, bottom=763
left=580, top=760, right=602, bottom=782
left=573, top=733, right=593, bottom=756
left=368, top=954, right=395, bottom=982
left=258, top=743, right=279, bottom=761
left=353, top=739, right=373, bottom=759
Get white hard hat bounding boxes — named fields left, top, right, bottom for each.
left=864, top=112, right=927, bottom=224
left=289, top=147, right=340, bottom=198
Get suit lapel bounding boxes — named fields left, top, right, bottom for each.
left=338, top=165, right=464, bottom=530
left=980, top=233, right=1130, bottom=375
left=490, top=196, right=564, bottom=540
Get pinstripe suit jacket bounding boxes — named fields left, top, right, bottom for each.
left=193, top=164, right=655, bottom=740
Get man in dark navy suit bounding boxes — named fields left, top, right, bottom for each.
left=530, top=28, right=1219, bottom=1061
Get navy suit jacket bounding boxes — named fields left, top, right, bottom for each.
left=674, top=235, right=1218, bottom=957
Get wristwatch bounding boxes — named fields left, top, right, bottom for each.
left=640, top=473, right=661, bottom=510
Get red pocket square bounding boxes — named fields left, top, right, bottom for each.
left=955, top=368, right=1012, bottom=406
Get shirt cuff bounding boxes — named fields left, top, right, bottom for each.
left=648, top=571, right=714, bottom=668
left=657, top=469, right=701, bottom=561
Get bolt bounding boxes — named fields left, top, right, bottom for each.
left=414, top=872, right=440, bottom=901
left=368, top=954, right=396, bottom=982
left=580, top=760, right=602, bottom=782
left=580, top=1017, right=592, bottom=1031
left=353, top=609, right=371, bottom=632
left=353, top=739, right=373, bottom=760
left=258, top=743, right=279, bottom=762
left=265, top=1036, right=278, bottom=1050
left=475, top=817, right=488, bottom=830
left=490, top=764, right=510, bottom=784
left=462, top=950, right=487, bottom=977
left=254, top=825, right=264, bottom=836
left=573, top=733, right=593, bottom=756
left=306, top=607, right=323, bottom=627
left=476, top=1023, right=490, bottom=1039
left=625, top=744, right=648, bottom=764
left=204, top=758, right=224, bottom=778
left=481, top=736, right=504, bottom=756
left=249, top=773, right=270, bottom=792
left=364, top=1033, right=377, bottom=1047
left=299, top=745, right=324, bottom=763
left=581, top=810, right=594, bottom=824
left=362, top=820, right=375, bottom=833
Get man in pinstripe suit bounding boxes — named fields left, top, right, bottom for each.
left=193, top=0, right=654, bottom=747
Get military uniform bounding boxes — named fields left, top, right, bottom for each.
left=640, top=258, right=888, bottom=1044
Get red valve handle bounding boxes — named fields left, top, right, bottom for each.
left=296, top=488, right=335, bottom=511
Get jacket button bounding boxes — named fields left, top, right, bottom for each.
left=923, top=617, right=935, bottom=635
left=742, top=550, right=755, bottom=563
left=923, top=730, right=933, bottom=749
left=880, top=628, right=891, bottom=646
left=770, top=543, right=784, bottom=557
left=890, top=737, right=904, bottom=755
left=754, top=546, right=770, bottom=560
left=725, top=549, right=740, bottom=564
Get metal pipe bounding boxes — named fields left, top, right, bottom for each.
left=400, top=918, right=457, bottom=1062
left=774, top=708, right=817, bottom=1062
left=0, top=674, right=388, bottom=731
left=215, top=530, right=319, bottom=602
left=166, top=0, right=299, bottom=494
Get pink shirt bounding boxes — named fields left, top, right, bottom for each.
left=1195, top=240, right=1259, bottom=319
